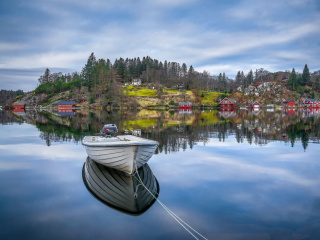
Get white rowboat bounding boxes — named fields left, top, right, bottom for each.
left=82, top=135, right=158, bottom=174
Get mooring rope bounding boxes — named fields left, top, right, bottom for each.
left=133, top=162, right=208, bottom=240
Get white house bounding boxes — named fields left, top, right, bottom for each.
left=132, top=78, right=141, bottom=86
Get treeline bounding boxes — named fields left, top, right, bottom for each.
left=35, top=53, right=320, bottom=104
left=0, top=89, right=24, bottom=105
left=287, top=65, right=320, bottom=95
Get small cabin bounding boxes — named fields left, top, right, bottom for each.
left=219, top=98, right=236, bottom=108
left=251, top=101, right=260, bottom=108
left=13, top=101, right=26, bottom=109
left=132, top=78, right=141, bottom=86
left=58, top=101, right=76, bottom=108
left=284, top=99, right=295, bottom=107
left=302, top=99, right=320, bottom=108
left=179, top=101, right=192, bottom=109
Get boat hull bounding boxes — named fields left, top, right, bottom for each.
left=82, top=135, right=158, bottom=174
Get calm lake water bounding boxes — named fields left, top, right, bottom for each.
left=0, top=108, right=320, bottom=240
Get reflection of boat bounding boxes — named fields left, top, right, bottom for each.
left=82, top=157, right=159, bottom=215
left=82, top=130, right=158, bottom=174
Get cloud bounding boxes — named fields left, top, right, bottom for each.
left=1, top=0, right=320, bottom=90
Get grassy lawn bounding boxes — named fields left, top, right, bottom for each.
left=200, top=91, right=225, bottom=105
left=123, top=86, right=157, bottom=97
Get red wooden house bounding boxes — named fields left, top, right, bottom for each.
left=58, top=101, right=76, bottom=108
left=219, top=98, right=236, bottom=108
left=178, top=101, right=192, bottom=109
left=302, top=99, right=320, bottom=108
left=284, top=99, right=295, bottom=107
left=251, top=101, right=260, bottom=108
left=13, top=101, right=26, bottom=109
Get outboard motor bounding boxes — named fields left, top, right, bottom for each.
left=100, top=124, right=118, bottom=135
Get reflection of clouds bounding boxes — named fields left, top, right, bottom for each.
left=0, top=143, right=86, bottom=162
left=151, top=138, right=320, bottom=190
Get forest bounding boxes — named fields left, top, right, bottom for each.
left=0, top=89, right=24, bottom=105
left=34, top=53, right=320, bottom=106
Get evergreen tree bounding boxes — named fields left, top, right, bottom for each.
left=38, top=68, right=51, bottom=84
left=302, top=64, right=310, bottom=85
left=81, top=52, right=97, bottom=87
left=288, top=68, right=297, bottom=90
left=235, top=71, right=242, bottom=87
left=222, top=72, right=227, bottom=91
left=181, top=63, right=188, bottom=77
left=241, top=71, right=246, bottom=89
left=247, top=70, right=253, bottom=86
left=218, top=73, right=222, bottom=91
left=315, top=77, right=320, bottom=92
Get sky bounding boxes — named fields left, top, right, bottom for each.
left=0, top=0, right=320, bottom=91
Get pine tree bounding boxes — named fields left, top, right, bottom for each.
left=235, top=71, right=241, bottom=86
left=222, top=72, right=227, bottom=91
left=81, top=52, right=97, bottom=87
left=315, top=77, right=320, bottom=92
left=42, top=68, right=51, bottom=84
left=302, top=64, right=310, bottom=86
left=218, top=73, right=222, bottom=91
left=181, top=63, right=187, bottom=77
left=247, top=70, right=253, bottom=86
left=288, top=68, right=297, bottom=90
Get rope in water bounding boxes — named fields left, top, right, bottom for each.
left=133, top=162, right=208, bottom=240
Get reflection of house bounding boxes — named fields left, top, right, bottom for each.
left=179, top=109, right=192, bottom=114
left=58, top=109, right=75, bottom=115
left=13, top=101, right=26, bottom=109
left=302, top=98, right=320, bottom=108
left=252, top=109, right=260, bottom=115
left=285, top=108, right=295, bottom=116
left=219, top=98, right=236, bottom=108
left=132, top=78, right=141, bottom=86
left=302, top=108, right=320, bottom=117
left=13, top=108, right=26, bottom=115
left=251, top=101, right=260, bottom=108
left=284, top=99, right=295, bottom=107
left=179, top=102, right=192, bottom=109
left=58, top=101, right=76, bottom=108
left=132, top=129, right=141, bottom=137
left=219, top=108, right=236, bottom=119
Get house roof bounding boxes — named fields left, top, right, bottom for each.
left=14, top=101, right=26, bottom=105
left=284, top=99, right=295, bottom=103
left=179, top=101, right=192, bottom=105
left=58, top=101, right=75, bottom=105
left=304, top=98, right=318, bottom=103
left=219, top=98, right=236, bottom=104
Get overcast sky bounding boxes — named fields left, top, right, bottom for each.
left=1, top=0, right=320, bottom=91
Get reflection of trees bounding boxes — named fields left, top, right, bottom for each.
left=0, top=111, right=24, bottom=124
left=7, top=109, right=320, bottom=152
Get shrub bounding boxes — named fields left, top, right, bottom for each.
left=169, top=100, right=175, bottom=105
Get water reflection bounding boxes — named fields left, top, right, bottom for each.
left=82, top=157, right=159, bottom=215
left=2, top=108, right=320, bottom=151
